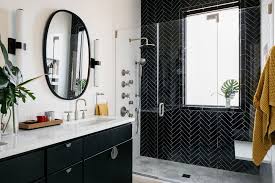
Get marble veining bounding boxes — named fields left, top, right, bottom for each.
left=0, top=117, right=134, bottom=160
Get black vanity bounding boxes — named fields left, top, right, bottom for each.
left=0, top=123, right=132, bottom=183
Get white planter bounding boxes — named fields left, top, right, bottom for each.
left=225, top=98, right=231, bottom=108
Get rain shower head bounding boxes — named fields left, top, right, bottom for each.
left=139, top=43, right=155, bottom=49
left=129, top=37, right=155, bottom=49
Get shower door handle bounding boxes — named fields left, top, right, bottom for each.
left=159, top=103, right=165, bottom=117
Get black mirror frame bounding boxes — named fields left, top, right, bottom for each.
left=43, top=9, right=91, bottom=100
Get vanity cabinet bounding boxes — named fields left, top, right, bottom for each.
left=0, top=123, right=132, bottom=183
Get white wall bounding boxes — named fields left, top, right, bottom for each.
left=112, top=0, right=141, bottom=159
left=0, top=0, right=141, bottom=121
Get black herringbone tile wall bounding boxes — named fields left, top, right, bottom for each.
left=140, top=0, right=260, bottom=174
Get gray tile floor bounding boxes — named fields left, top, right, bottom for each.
left=133, top=156, right=261, bottom=183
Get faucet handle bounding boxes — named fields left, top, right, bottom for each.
left=64, top=111, right=73, bottom=121
left=80, top=109, right=87, bottom=119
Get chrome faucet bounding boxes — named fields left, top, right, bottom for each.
left=75, top=99, right=87, bottom=120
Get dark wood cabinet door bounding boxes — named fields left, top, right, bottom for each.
left=84, top=140, right=132, bottom=183
left=0, top=150, right=45, bottom=183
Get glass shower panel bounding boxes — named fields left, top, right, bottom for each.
left=185, top=12, right=219, bottom=106
left=114, top=24, right=159, bottom=162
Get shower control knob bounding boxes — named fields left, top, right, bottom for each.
left=122, top=81, right=128, bottom=88
left=129, top=101, right=134, bottom=105
left=121, top=93, right=130, bottom=99
left=122, top=80, right=134, bottom=87
left=121, top=107, right=129, bottom=117
left=128, top=113, right=134, bottom=118
left=122, top=70, right=130, bottom=76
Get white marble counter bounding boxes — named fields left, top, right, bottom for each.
left=0, top=116, right=134, bottom=160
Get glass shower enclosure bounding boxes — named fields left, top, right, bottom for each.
left=115, top=5, right=269, bottom=183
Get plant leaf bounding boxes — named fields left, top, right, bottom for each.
left=17, top=86, right=36, bottom=100
left=0, top=38, right=9, bottom=64
left=221, top=79, right=239, bottom=98
left=18, top=75, right=43, bottom=87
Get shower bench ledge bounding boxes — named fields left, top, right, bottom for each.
left=234, top=140, right=271, bottom=164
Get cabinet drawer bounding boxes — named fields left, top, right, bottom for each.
left=0, top=150, right=45, bottom=183
left=47, top=138, right=83, bottom=174
left=83, top=124, right=132, bottom=158
left=48, top=162, right=82, bottom=183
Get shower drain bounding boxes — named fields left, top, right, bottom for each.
left=182, top=174, right=191, bottom=178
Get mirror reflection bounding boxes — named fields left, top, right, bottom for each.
left=44, top=11, right=90, bottom=100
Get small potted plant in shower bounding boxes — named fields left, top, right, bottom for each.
left=221, top=79, right=239, bottom=108
left=0, top=38, right=42, bottom=135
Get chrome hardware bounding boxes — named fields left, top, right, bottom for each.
left=120, top=107, right=129, bottom=117
left=159, top=103, right=165, bottom=117
left=66, top=143, right=72, bottom=148
left=64, top=111, right=73, bottom=121
left=111, top=147, right=119, bottom=159
left=129, top=101, right=134, bottom=105
left=66, top=168, right=72, bottom=174
left=122, top=69, right=130, bottom=76
left=75, top=99, right=87, bottom=120
left=121, top=81, right=127, bottom=87
left=80, top=109, right=87, bottom=119
left=135, top=108, right=140, bottom=134
left=121, top=80, right=134, bottom=87
left=128, top=113, right=134, bottom=118
left=121, top=93, right=130, bottom=99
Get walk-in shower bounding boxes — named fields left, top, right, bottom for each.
left=115, top=2, right=272, bottom=183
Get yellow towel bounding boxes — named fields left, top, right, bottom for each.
left=95, top=103, right=109, bottom=116
left=253, top=46, right=275, bottom=166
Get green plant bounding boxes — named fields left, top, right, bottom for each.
left=221, top=79, right=239, bottom=98
left=0, top=38, right=42, bottom=115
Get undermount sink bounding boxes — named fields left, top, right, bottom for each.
left=78, top=118, right=114, bottom=127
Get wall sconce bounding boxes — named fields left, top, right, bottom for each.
left=8, top=9, right=26, bottom=55
left=90, top=39, right=101, bottom=68
left=91, top=39, right=101, bottom=87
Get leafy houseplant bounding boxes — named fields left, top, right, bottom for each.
left=0, top=38, right=41, bottom=134
left=221, top=79, right=240, bottom=108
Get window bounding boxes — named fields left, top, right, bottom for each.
left=185, top=7, right=240, bottom=107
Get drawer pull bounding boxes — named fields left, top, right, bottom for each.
left=66, top=168, right=72, bottom=174
left=65, top=143, right=72, bottom=148
left=111, top=147, right=119, bottom=160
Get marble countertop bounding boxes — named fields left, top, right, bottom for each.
left=0, top=116, right=135, bottom=160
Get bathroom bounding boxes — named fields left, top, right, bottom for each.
left=0, top=0, right=274, bottom=182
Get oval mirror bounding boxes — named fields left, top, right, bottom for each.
left=43, top=10, right=91, bottom=100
